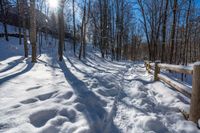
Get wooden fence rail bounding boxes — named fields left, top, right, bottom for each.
left=144, top=60, right=200, bottom=124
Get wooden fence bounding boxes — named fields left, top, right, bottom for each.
left=144, top=60, right=200, bottom=123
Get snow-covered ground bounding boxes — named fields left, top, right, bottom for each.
left=0, top=36, right=200, bottom=133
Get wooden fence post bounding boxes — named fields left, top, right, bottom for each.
left=189, top=63, right=200, bottom=123
left=147, top=62, right=150, bottom=73
left=144, top=61, right=147, bottom=70
left=154, top=61, right=160, bottom=81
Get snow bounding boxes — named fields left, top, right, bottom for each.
left=0, top=22, right=19, bottom=34
left=194, top=61, right=200, bottom=66
left=158, top=73, right=191, bottom=97
left=163, top=70, right=193, bottom=86
left=198, top=119, right=200, bottom=128
left=0, top=36, right=200, bottom=133
left=159, top=63, right=193, bottom=72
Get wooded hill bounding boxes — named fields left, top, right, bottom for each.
left=0, top=0, right=200, bottom=64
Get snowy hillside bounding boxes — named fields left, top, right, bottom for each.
left=0, top=37, right=200, bottom=133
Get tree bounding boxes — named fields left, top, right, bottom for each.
left=0, top=0, right=9, bottom=41
left=58, top=0, right=65, bottom=61
left=137, top=0, right=151, bottom=60
left=183, top=0, right=192, bottom=65
left=17, top=0, right=22, bottom=45
left=20, top=0, right=28, bottom=57
left=30, top=0, right=37, bottom=62
left=79, top=0, right=90, bottom=59
left=72, top=0, right=76, bottom=55
left=169, top=0, right=177, bottom=64
left=161, top=0, right=169, bottom=62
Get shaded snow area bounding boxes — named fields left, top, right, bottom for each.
left=0, top=38, right=200, bottom=133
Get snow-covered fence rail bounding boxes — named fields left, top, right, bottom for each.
left=144, top=61, right=200, bottom=123
left=158, top=64, right=193, bottom=75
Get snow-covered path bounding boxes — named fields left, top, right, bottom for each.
left=114, top=64, right=194, bottom=133
left=0, top=43, right=200, bottom=133
left=0, top=47, right=127, bottom=133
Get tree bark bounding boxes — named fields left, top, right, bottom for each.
left=72, top=0, right=76, bottom=55
left=21, top=0, right=28, bottom=57
left=169, top=0, right=177, bottom=64
left=0, top=0, right=9, bottom=41
left=58, top=1, right=65, bottom=61
left=30, top=0, right=37, bottom=62
left=161, top=0, right=168, bottom=62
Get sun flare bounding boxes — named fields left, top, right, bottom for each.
left=48, top=0, right=59, bottom=9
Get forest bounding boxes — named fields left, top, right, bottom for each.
left=0, top=0, right=200, bottom=133
left=0, top=0, right=199, bottom=63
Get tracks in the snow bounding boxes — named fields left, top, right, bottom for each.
left=65, top=56, right=133, bottom=133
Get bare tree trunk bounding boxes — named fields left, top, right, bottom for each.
left=183, top=0, right=191, bottom=65
left=138, top=0, right=151, bottom=60
left=0, top=0, right=9, bottom=41
left=175, top=11, right=181, bottom=64
left=120, top=0, right=124, bottom=59
left=161, top=0, right=168, bottom=62
left=154, top=0, right=163, bottom=60
left=116, top=0, right=120, bottom=60
left=21, top=0, right=28, bottom=57
left=79, top=0, right=88, bottom=59
left=17, top=0, right=22, bottom=45
left=83, top=0, right=90, bottom=58
left=98, top=0, right=105, bottom=58
left=169, top=0, right=177, bottom=64
left=72, top=0, right=76, bottom=55
left=30, top=0, right=37, bottom=62
left=58, top=1, right=65, bottom=61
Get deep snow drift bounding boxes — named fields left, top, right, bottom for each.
left=0, top=36, right=200, bottom=133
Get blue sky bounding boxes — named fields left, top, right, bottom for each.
left=195, top=0, right=200, bottom=7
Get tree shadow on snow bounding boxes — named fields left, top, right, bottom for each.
left=65, top=57, right=90, bottom=75
left=0, top=57, right=24, bottom=73
left=58, top=61, right=120, bottom=133
left=85, top=57, right=119, bottom=72
left=133, top=78, right=154, bottom=85
left=0, top=59, right=34, bottom=85
left=37, top=58, right=60, bottom=69
left=79, top=58, right=107, bottom=73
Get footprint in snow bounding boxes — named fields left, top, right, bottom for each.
left=20, top=91, right=58, bottom=106
left=36, top=91, right=58, bottom=101
left=26, top=86, right=42, bottom=91
left=50, top=116, right=69, bottom=126
left=57, top=91, right=73, bottom=100
left=59, top=108, right=76, bottom=123
left=29, top=109, right=57, bottom=127
left=74, top=103, right=86, bottom=112
left=0, top=123, right=9, bottom=130
left=56, top=81, right=65, bottom=84
left=143, top=117, right=169, bottom=133
left=11, top=104, right=21, bottom=108
left=97, top=88, right=118, bottom=97
left=20, top=98, right=38, bottom=104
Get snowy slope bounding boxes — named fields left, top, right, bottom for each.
left=0, top=37, right=200, bottom=133
left=0, top=23, right=19, bottom=34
